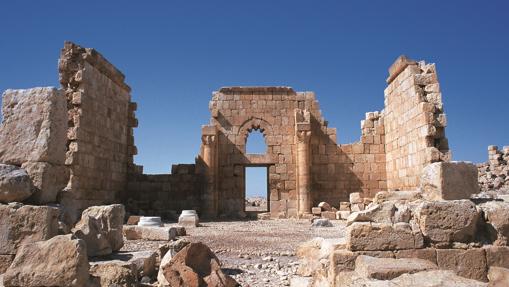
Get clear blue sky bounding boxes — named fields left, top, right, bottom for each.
left=1, top=1, right=508, bottom=197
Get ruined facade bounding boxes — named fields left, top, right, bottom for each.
left=0, top=42, right=454, bottom=220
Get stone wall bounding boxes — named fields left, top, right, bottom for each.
left=58, top=42, right=138, bottom=220
left=383, top=56, right=450, bottom=191
left=125, top=164, right=205, bottom=219
left=478, top=145, right=509, bottom=191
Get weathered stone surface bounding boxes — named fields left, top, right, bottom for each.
left=296, top=237, right=345, bottom=277
left=123, top=225, right=177, bottom=241
left=0, top=203, right=59, bottom=255
left=90, top=250, right=157, bottom=280
left=373, top=190, right=422, bottom=204
left=321, top=211, right=336, bottom=220
left=0, top=87, right=67, bottom=166
left=289, top=276, right=313, bottom=287
left=72, top=216, right=112, bottom=257
left=415, top=200, right=480, bottom=245
left=436, top=248, right=488, bottom=282
left=126, top=215, right=141, bottom=225
left=80, top=204, right=125, bottom=251
left=346, top=222, right=421, bottom=251
left=89, top=262, right=137, bottom=287
left=178, top=210, right=199, bottom=227
left=20, top=161, right=68, bottom=204
left=3, top=234, right=89, bottom=287
left=420, top=162, right=479, bottom=200
left=0, top=164, right=33, bottom=204
left=394, top=248, right=437, bottom=264
left=485, top=246, right=509, bottom=269
left=479, top=201, right=509, bottom=245
left=158, top=239, right=191, bottom=285
left=346, top=201, right=395, bottom=226
left=488, top=267, right=509, bottom=287
left=0, top=255, right=14, bottom=274
left=349, top=192, right=362, bottom=204
left=311, top=207, right=321, bottom=215
left=354, top=255, right=437, bottom=280
left=161, top=242, right=238, bottom=287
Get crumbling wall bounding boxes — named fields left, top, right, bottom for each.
left=383, top=56, right=450, bottom=191
left=478, top=145, right=509, bottom=191
left=125, top=164, right=204, bottom=219
left=58, top=42, right=138, bottom=219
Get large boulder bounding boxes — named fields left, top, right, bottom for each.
left=479, top=201, right=509, bottom=245
left=354, top=255, right=437, bottom=280
left=0, top=88, right=68, bottom=204
left=3, top=234, right=90, bottom=287
left=80, top=204, right=125, bottom=251
left=0, top=88, right=67, bottom=166
left=420, top=162, right=479, bottom=200
left=0, top=203, right=59, bottom=255
left=72, top=216, right=112, bottom=257
left=160, top=242, right=238, bottom=287
left=0, top=164, right=34, bottom=203
left=415, top=200, right=480, bottom=245
left=346, top=222, right=422, bottom=251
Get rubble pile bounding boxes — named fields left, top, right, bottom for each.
left=478, top=145, right=509, bottom=192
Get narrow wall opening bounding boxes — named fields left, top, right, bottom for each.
left=245, top=166, right=268, bottom=212
left=246, top=130, right=266, bottom=154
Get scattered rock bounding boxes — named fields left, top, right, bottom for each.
left=72, top=215, right=112, bottom=257
left=80, top=204, right=125, bottom=251
left=90, top=262, right=137, bottom=287
left=161, top=242, right=238, bottom=287
left=3, top=234, right=90, bottom=287
left=373, top=190, right=422, bottom=204
left=311, top=218, right=333, bottom=227
left=318, top=202, right=331, bottom=211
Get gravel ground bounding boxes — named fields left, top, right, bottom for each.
left=123, top=219, right=347, bottom=287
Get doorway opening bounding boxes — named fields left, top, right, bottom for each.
left=245, top=166, right=269, bottom=212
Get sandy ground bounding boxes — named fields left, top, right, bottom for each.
left=123, top=219, right=346, bottom=286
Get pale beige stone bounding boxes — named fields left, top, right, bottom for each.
left=80, top=204, right=125, bottom=251
left=415, top=200, right=480, bottom=245
left=349, top=192, right=362, bottom=204
left=420, top=162, right=479, bottom=200
left=20, top=161, right=68, bottom=204
left=346, top=201, right=395, bottom=226
left=0, top=203, right=59, bottom=255
left=488, top=266, right=509, bottom=287
left=373, top=190, right=422, bottom=204
left=3, top=235, right=90, bottom=287
left=479, top=201, right=509, bottom=245
left=346, top=222, right=422, bottom=251
left=89, top=262, right=137, bottom=287
left=354, top=255, right=437, bottom=280
left=123, top=225, right=177, bottom=241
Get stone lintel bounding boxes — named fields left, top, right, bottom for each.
left=296, top=123, right=311, bottom=131
left=218, top=86, right=296, bottom=95
left=386, top=55, right=418, bottom=84
left=201, top=125, right=217, bottom=136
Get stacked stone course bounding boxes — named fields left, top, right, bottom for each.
left=478, top=145, right=509, bottom=192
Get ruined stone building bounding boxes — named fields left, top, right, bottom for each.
left=0, top=42, right=454, bottom=220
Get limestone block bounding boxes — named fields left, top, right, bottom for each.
left=346, top=202, right=395, bottom=226
left=354, top=255, right=437, bottom=280
left=123, top=226, right=177, bottom=241
left=479, top=201, right=509, bottom=245
left=488, top=267, right=509, bottom=287
left=373, top=190, right=422, bottom=204
left=79, top=204, right=125, bottom=251
left=338, top=211, right=350, bottom=220
left=415, top=200, right=480, bottom=245
left=390, top=270, right=488, bottom=287
left=3, top=234, right=90, bottom=287
left=0, top=164, right=34, bottom=203
left=349, top=192, right=362, bottom=204
left=339, top=202, right=351, bottom=211
left=436, top=248, right=488, bottom=282
left=311, top=207, right=322, bottom=216
left=158, top=240, right=191, bottom=284
left=296, top=237, right=345, bottom=277
left=0, top=88, right=67, bottom=166
left=485, top=246, right=509, bottom=269
left=394, top=248, right=437, bottom=265
left=321, top=211, right=336, bottom=220
left=127, top=215, right=141, bottom=225
left=72, top=216, right=112, bottom=257
left=20, top=161, right=68, bottom=204
left=420, top=162, right=479, bottom=200
left=351, top=203, right=365, bottom=212
left=91, top=250, right=157, bottom=279
left=346, top=222, right=422, bottom=251
left=0, top=203, right=59, bottom=255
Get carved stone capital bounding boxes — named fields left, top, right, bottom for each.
left=296, top=130, right=311, bottom=144
left=201, top=135, right=216, bottom=145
